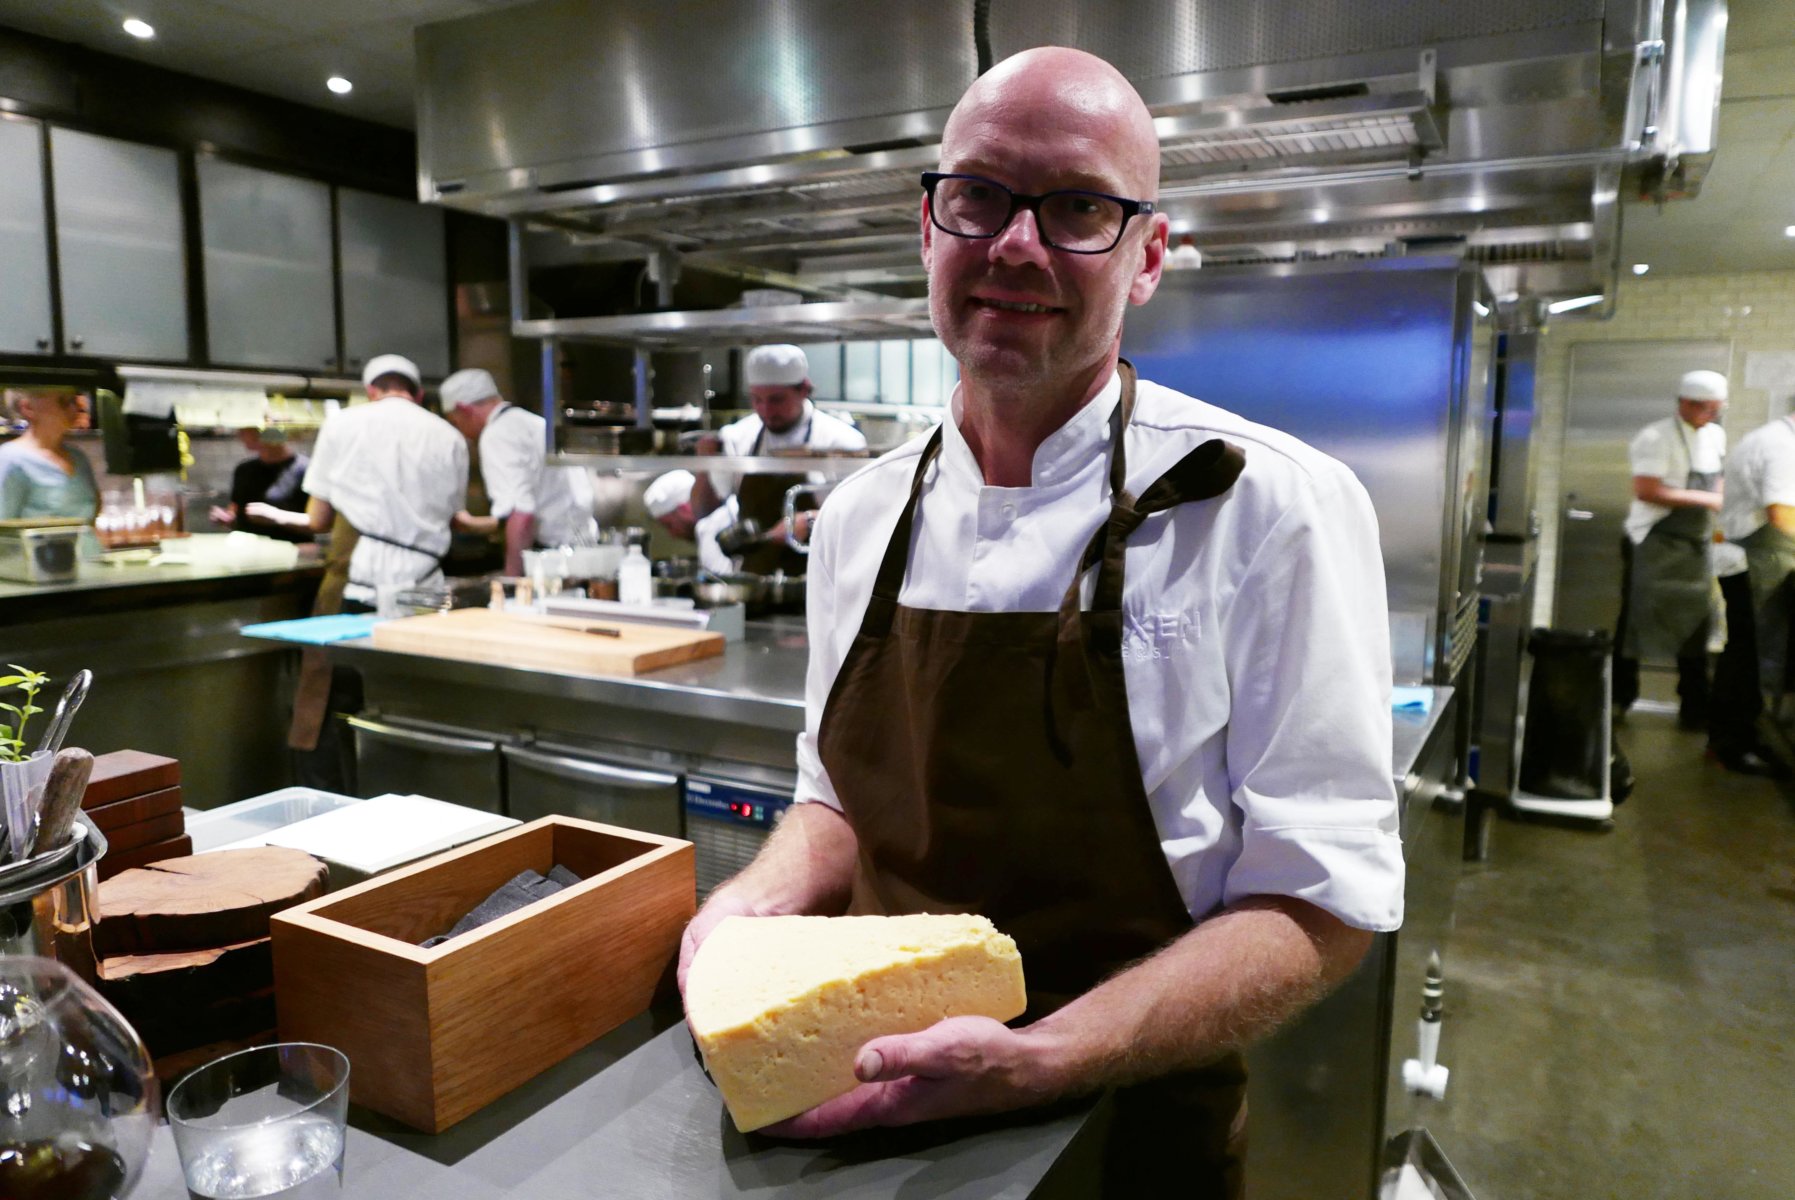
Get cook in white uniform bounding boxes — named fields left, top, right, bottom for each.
left=691, top=345, right=867, bottom=551
left=679, top=47, right=1398, bottom=1190
left=439, top=368, right=595, bottom=576
left=1711, top=412, right=1795, bottom=775
left=643, top=469, right=732, bottom=576
left=294, top=355, right=468, bottom=608
left=1613, top=370, right=1728, bottom=723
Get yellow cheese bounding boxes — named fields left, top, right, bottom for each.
left=685, top=913, right=1028, bottom=1132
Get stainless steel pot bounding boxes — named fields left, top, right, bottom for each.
left=693, top=572, right=768, bottom=614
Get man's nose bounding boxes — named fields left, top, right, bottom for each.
left=988, top=205, right=1052, bottom=270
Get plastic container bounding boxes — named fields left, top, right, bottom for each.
left=185, top=786, right=362, bottom=853
left=618, top=544, right=653, bottom=606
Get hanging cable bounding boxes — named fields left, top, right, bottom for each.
left=974, top=0, right=993, bottom=76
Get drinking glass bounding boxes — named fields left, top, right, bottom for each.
left=167, top=1043, right=349, bottom=1200
left=0, top=956, right=159, bottom=1200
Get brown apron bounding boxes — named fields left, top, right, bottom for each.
left=817, top=361, right=1251, bottom=1197
left=287, top=514, right=359, bottom=752
left=733, top=418, right=818, bottom=575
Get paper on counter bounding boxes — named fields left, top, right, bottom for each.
left=213, top=793, right=516, bottom=874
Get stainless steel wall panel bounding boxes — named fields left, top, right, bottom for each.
left=1551, top=338, right=1730, bottom=637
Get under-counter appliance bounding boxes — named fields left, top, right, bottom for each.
left=684, top=775, right=791, bottom=899
left=0, top=519, right=84, bottom=584
left=502, top=740, right=683, bottom=836
left=346, top=714, right=507, bottom=815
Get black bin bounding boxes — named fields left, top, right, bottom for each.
left=1519, top=628, right=1610, bottom=800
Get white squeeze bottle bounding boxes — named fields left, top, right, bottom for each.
left=618, top=544, right=653, bottom=606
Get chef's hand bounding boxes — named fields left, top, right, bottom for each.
left=761, top=1016, right=1067, bottom=1138
left=678, top=890, right=762, bottom=1002
left=244, top=501, right=307, bottom=529
left=208, top=504, right=236, bottom=526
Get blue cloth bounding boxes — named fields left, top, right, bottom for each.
left=0, top=441, right=98, bottom=520
left=1392, top=686, right=1435, bottom=714
left=240, top=613, right=389, bottom=645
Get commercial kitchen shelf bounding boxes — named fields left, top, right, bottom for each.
left=514, top=298, right=935, bottom=348
left=548, top=452, right=880, bottom=480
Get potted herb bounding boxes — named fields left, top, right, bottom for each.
left=0, top=665, right=53, bottom=861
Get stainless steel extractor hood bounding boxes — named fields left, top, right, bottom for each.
left=416, top=0, right=1726, bottom=331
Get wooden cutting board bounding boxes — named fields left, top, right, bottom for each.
left=370, top=608, right=724, bottom=677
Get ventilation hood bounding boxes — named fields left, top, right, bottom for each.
left=416, top=0, right=1726, bottom=329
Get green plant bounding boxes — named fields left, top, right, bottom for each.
left=0, top=665, right=49, bottom=763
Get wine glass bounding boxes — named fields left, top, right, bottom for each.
left=0, top=956, right=158, bottom=1199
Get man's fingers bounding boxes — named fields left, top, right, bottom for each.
left=854, top=1016, right=1003, bottom=1083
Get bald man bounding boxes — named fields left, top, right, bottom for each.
left=679, top=49, right=1398, bottom=1193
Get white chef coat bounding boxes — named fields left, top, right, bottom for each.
left=478, top=405, right=595, bottom=547
left=707, top=401, right=868, bottom=499
left=303, top=396, right=468, bottom=604
left=1720, top=416, right=1795, bottom=543
left=1625, top=416, right=1726, bottom=544
left=797, top=370, right=1404, bottom=932
left=694, top=497, right=739, bottom=576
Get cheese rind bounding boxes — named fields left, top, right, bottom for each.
left=686, top=913, right=1027, bottom=1132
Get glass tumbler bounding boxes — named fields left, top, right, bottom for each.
left=167, top=1043, right=350, bottom=1200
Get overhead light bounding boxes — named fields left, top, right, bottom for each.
left=1631, top=263, right=1650, bottom=275
left=1786, top=225, right=1795, bottom=238
left=122, top=17, right=155, bottom=39
left=1548, top=294, right=1604, bottom=314
left=326, top=76, right=353, bottom=95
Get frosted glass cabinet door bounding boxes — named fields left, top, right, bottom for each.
left=51, top=128, right=189, bottom=360
left=199, top=159, right=335, bottom=369
left=338, top=189, right=449, bottom=378
left=0, top=118, right=53, bottom=354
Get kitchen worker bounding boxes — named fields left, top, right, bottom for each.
left=1712, top=412, right=1795, bottom=774
left=293, top=354, right=468, bottom=610
left=1612, top=369, right=1728, bottom=725
left=439, top=368, right=596, bottom=576
left=644, top=469, right=732, bottom=576
left=679, top=47, right=1400, bottom=1196
left=691, top=344, right=865, bottom=573
left=0, top=389, right=98, bottom=521
left=210, top=426, right=312, bottom=543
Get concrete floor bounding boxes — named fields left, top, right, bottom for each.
left=1419, top=710, right=1795, bottom=1199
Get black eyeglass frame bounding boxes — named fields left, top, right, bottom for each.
left=920, top=171, right=1156, bottom=255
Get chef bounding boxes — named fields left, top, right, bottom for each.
left=679, top=47, right=1400, bottom=1196
left=692, top=344, right=865, bottom=573
left=643, top=469, right=732, bottom=576
left=1717, top=411, right=1795, bottom=752
left=297, top=355, right=468, bottom=610
left=439, top=368, right=596, bottom=576
left=1614, top=370, right=1728, bottom=725
left=210, top=426, right=312, bottom=543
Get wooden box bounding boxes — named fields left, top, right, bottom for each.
left=270, top=816, right=694, bottom=1133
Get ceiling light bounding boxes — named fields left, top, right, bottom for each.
left=122, top=17, right=155, bottom=39
left=1786, top=225, right=1795, bottom=238
left=326, top=76, right=353, bottom=95
left=1548, top=294, right=1604, bottom=314
left=1631, top=263, right=1650, bottom=275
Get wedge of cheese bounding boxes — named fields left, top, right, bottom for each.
left=686, top=913, right=1028, bottom=1132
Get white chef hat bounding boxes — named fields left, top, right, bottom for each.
left=743, top=344, right=809, bottom=387
left=361, top=354, right=422, bottom=390
left=440, top=368, right=501, bottom=412
left=1677, top=369, right=1728, bottom=403
left=643, top=470, right=696, bottom=518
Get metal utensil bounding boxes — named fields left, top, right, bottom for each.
left=30, top=747, right=94, bottom=856
left=35, top=668, right=93, bottom=757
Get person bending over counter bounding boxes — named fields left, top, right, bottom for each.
left=644, top=469, right=733, bottom=576
left=210, top=426, right=313, bottom=543
left=0, top=389, right=98, bottom=521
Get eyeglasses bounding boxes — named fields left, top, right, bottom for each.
left=921, top=172, right=1155, bottom=255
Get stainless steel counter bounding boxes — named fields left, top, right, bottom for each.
left=0, top=556, right=324, bottom=618
left=134, top=1006, right=1104, bottom=1198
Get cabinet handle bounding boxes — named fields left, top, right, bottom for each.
left=503, top=744, right=680, bottom=790
left=345, top=714, right=498, bottom=755
left=35, top=337, right=48, bottom=351
left=70, top=336, right=85, bottom=350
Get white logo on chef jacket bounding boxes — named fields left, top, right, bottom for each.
left=1123, top=608, right=1198, bottom=661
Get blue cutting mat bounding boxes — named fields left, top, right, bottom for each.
left=240, top=613, right=389, bottom=645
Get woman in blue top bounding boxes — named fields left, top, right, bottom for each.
left=0, top=390, right=99, bottom=521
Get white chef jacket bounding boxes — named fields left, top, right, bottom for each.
left=1625, top=416, right=1726, bottom=544
left=303, top=396, right=468, bottom=604
left=797, top=370, right=1404, bottom=932
left=694, top=497, right=739, bottom=576
left=478, top=405, right=596, bottom=547
left=1720, top=416, right=1795, bottom=543
left=707, top=401, right=867, bottom=499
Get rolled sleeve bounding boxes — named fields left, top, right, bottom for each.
left=480, top=421, right=536, bottom=518
left=301, top=418, right=338, bottom=505
left=1628, top=424, right=1673, bottom=481
left=1220, top=466, right=1404, bottom=931
left=1762, top=449, right=1795, bottom=511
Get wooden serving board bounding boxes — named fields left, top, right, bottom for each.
left=96, top=846, right=327, bottom=956
left=370, top=608, right=724, bottom=677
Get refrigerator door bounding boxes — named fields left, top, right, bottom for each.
left=502, top=743, right=683, bottom=837
left=346, top=715, right=506, bottom=815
